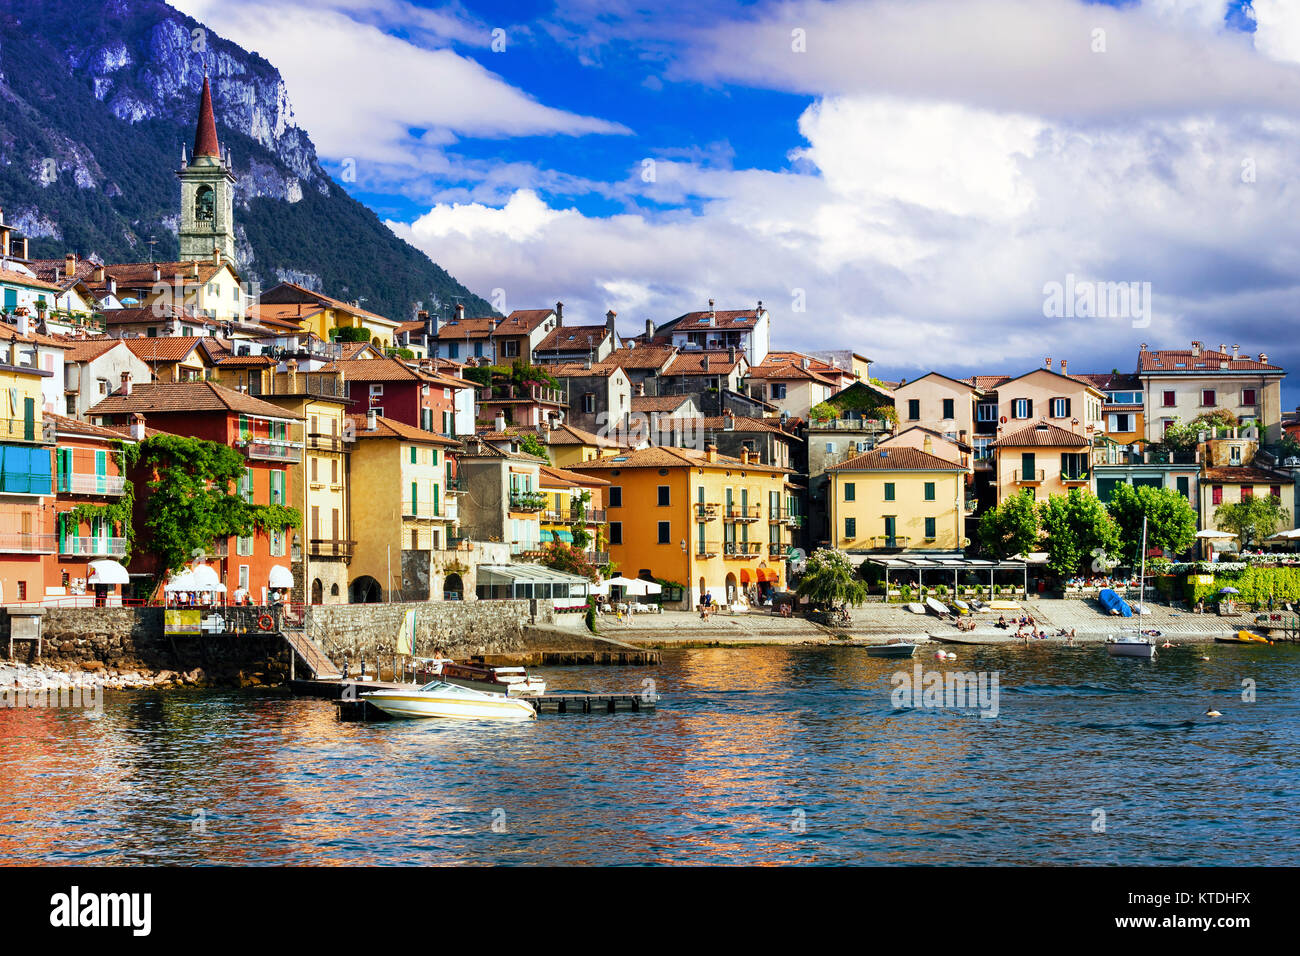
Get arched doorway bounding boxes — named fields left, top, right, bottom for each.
left=330, top=583, right=340, bottom=598
left=350, top=575, right=382, bottom=603
left=698, top=576, right=706, bottom=608
left=725, top=572, right=738, bottom=604
left=443, top=573, right=464, bottom=601
left=311, top=578, right=323, bottom=604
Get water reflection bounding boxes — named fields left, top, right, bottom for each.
left=1, top=644, right=1297, bottom=865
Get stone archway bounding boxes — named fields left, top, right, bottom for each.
left=443, top=572, right=464, bottom=601
left=311, top=578, right=324, bottom=605
left=725, top=572, right=738, bottom=604
left=350, top=575, right=383, bottom=604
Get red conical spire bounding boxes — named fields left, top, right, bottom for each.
left=192, top=75, right=221, bottom=159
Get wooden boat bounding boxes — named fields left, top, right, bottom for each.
left=925, top=597, right=949, bottom=616
left=362, top=680, right=537, bottom=721
left=866, top=642, right=918, bottom=658
left=929, top=632, right=1014, bottom=646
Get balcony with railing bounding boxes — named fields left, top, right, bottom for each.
left=403, top=504, right=448, bottom=520
left=306, top=432, right=350, bottom=454
left=250, top=371, right=351, bottom=401
left=308, top=538, right=355, bottom=557
left=0, top=416, right=46, bottom=444
left=1061, top=470, right=1090, bottom=485
left=694, top=502, right=721, bottom=521
left=480, top=383, right=568, bottom=406
left=785, top=513, right=804, bottom=529
left=768, top=542, right=790, bottom=557
left=808, top=417, right=893, bottom=432
left=60, top=536, right=127, bottom=557
left=1014, top=468, right=1046, bottom=484
left=56, top=473, right=127, bottom=496
left=868, top=535, right=911, bottom=550
left=724, top=504, right=761, bottom=523
left=509, top=490, right=548, bottom=512
left=244, top=439, right=303, bottom=463
left=1092, top=446, right=1201, bottom=467
left=444, top=476, right=466, bottom=494
left=695, top=540, right=721, bottom=558
left=723, top=541, right=763, bottom=558
left=0, top=533, right=56, bottom=553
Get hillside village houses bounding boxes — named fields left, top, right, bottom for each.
left=0, top=79, right=1297, bottom=620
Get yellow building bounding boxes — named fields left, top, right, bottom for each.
left=224, top=364, right=353, bottom=603
left=0, top=333, right=54, bottom=604
left=539, top=464, right=610, bottom=566
left=990, top=420, right=1092, bottom=504
left=827, top=445, right=967, bottom=553
left=347, top=414, right=461, bottom=602
left=574, top=444, right=793, bottom=608
left=104, top=256, right=247, bottom=322
left=253, top=282, right=401, bottom=350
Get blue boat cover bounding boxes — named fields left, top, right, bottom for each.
left=1098, top=588, right=1132, bottom=617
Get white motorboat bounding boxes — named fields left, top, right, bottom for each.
left=436, top=660, right=547, bottom=698
left=362, top=680, right=537, bottom=721
left=1105, top=633, right=1157, bottom=659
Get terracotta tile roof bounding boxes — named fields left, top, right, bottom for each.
left=546, top=421, right=625, bottom=447
left=746, top=360, right=837, bottom=385
left=571, top=444, right=788, bottom=474
left=320, top=357, right=420, bottom=381
left=458, top=435, right=549, bottom=463
left=663, top=351, right=742, bottom=376
left=894, top=371, right=981, bottom=393
left=968, top=375, right=1011, bottom=391
left=104, top=305, right=204, bottom=325
left=258, top=281, right=397, bottom=327
left=668, top=308, right=761, bottom=331
left=881, top=425, right=973, bottom=453
left=828, top=446, right=966, bottom=472
left=212, top=354, right=276, bottom=368
left=539, top=463, right=610, bottom=488
left=534, top=325, right=610, bottom=353
left=1203, top=466, right=1293, bottom=484
left=498, top=309, right=555, bottom=334
left=347, top=414, right=461, bottom=447
left=631, top=395, right=694, bottom=414
left=0, top=323, right=71, bottom=349
left=545, top=360, right=622, bottom=378
left=1140, top=347, right=1282, bottom=374
left=246, top=302, right=326, bottom=326
left=120, top=336, right=209, bottom=363
left=59, top=338, right=123, bottom=363
left=43, top=411, right=136, bottom=442
left=87, top=381, right=302, bottom=419
left=696, top=415, right=791, bottom=435
left=0, top=266, right=61, bottom=292
left=103, top=260, right=228, bottom=289
left=28, top=258, right=103, bottom=285
left=434, top=316, right=498, bottom=340
left=604, top=346, right=676, bottom=370
left=991, top=420, right=1089, bottom=448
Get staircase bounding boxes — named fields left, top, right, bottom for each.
left=281, top=626, right=342, bottom=679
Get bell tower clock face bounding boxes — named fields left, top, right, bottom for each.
left=195, top=185, right=215, bottom=223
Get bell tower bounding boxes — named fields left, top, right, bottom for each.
left=177, top=75, right=236, bottom=263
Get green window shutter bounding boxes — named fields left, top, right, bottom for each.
left=925, top=517, right=936, bottom=539
left=884, top=482, right=895, bottom=501
left=411, top=481, right=418, bottom=515
left=924, top=481, right=935, bottom=501
left=433, top=482, right=440, bottom=517
left=410, top=446, right=417, bottom=464
left=431, top=448, right=438, bottom=467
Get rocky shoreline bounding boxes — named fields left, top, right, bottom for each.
left=0, top=660, right=278, bottom=692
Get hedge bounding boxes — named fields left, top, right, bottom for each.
left=1185, top=567, right=1300, bottom=605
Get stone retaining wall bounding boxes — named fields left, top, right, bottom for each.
left=307, top=599, right=552, bottom=660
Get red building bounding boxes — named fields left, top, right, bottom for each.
left=86, top=382, right=303, bottom=600
left=327, top=356, right=465, bottom=436
left=44, top=413, right=136, bottom=603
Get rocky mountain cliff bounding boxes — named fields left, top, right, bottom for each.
left=0, top=0, right=496, bottom=320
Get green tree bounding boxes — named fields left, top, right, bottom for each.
left=329, top=326, right=372, bottom=343
left=977, top=490, right=1041, bottom=559
left=1214, top=495, right=1291, bottom=549
left=137, top=435, right=301, bottom=577
left=1107, top=483, right=1198, bottom=561
left=795, top=548, right=869, bottom=608
left=1038, top=489, right=1120, bottom=577
left=517, top=432, right=550, bottom=461
left=534, top=541, right=599, bottom=581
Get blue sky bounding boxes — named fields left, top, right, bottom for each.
left=176, top=0, right=1300, bottom=409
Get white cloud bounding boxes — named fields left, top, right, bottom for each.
left=1253, top=0, right=1300, bottom=64
left=172, top=0, right=630, bottom=165
left=676, top=0, right=1300, bottom=119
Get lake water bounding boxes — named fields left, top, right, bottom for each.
left=2, top=644, right=1297, bottom=865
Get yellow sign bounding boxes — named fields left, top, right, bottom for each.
left=164, top=609, right=201, bottom=636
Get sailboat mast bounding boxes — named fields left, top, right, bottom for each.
left=1139, top=515, right=1147, bottom=612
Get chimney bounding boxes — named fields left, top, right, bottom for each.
left=705, top=442, right=717, bottom=463
left=1232, top=344, right=1240, bottom=358
left=129, top=412, right=145, bottom=441
left=741, top=448, right=750, bottom=465
left=701, top=355, right=709, bottom=372
left=1260, top=353, right=1268, bottom=364
left=190, top=261, right=199, bottom=279
left=15, top=312, right=28, bottom=336
left=121, top=372, right=132, bottom=396
left=555, top=301, right=564, bottom=325
left=606, top=309, right=616, bottom=338
left=152, top=265, right=161, bottom=283
left=728, top=346, right=736, bottom=364
left=1060, top=359, right=1067, bottom=374
left=723, top=409, right=735, bottom=430
left=1045, top=357, right=1052, bottom=369
left=645, top=318, right=654, bottom=339
left=64, top=253, right=76, bottom=278
left=708, top=298, right=715, bottom=318
left=93, top=265, right=105, bottom=283
left=108, top=277, right=116, bottom=296
left=213, top=248, right=221, bottom=265
left=923, top=434, right=933, bottom=454
left=1139, top=343, right=1147, bottom=351
left=494, top=413, right=506, bottom=433
left=1218, top=343, right=1227, bottom=355
left=366, top=408, right=377, bottom=431
left=287, top=358, right=299, bottom=391
left=1191, top=340, right=1201, bottom=357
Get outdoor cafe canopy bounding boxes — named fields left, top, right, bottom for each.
left=865, top=556, right=1029, bottom=595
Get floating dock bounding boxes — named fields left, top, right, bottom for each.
left=289, top=679, right=657, bottom=720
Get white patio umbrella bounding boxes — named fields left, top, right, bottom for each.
left=605, top=575, right=651, bottom=596
left=87, top=559, right=129, bottom=585
left=590, top=580, right=611, bottom=595
left=1195, top=529, right=1237, bottom=538
left=190, top=564, right=222, bottom=590
left=1268, top=528, right=1300, bottom=539
left=268, top=565, right=294, bottom=588
left=164, top=570, right=197, bottom=592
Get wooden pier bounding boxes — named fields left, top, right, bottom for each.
left=289, top=678, right=656, bottom=720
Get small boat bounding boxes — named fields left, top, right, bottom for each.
left=437, top=660, right=547, bottom=697
left=986, top=600, right=1021, bottom=612
left=952, top=600, right=970, bottom=614
left=1106, top=633, right=1156, bottom=659
left=925, top=597, right=949, bottom=616
left=866, top=642, right=918, bottom=658
left=904, top=602, right=927, bottom=614
left=362, top=680, right=537, bottom=721
left=1214, top=630, right=1272, bottom=645
left=1098, top=588, right=1133, bottom=618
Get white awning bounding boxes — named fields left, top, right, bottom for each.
left=87, top=560, right=129, bottom=585
left=268, top=565, right=294, bottom=588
